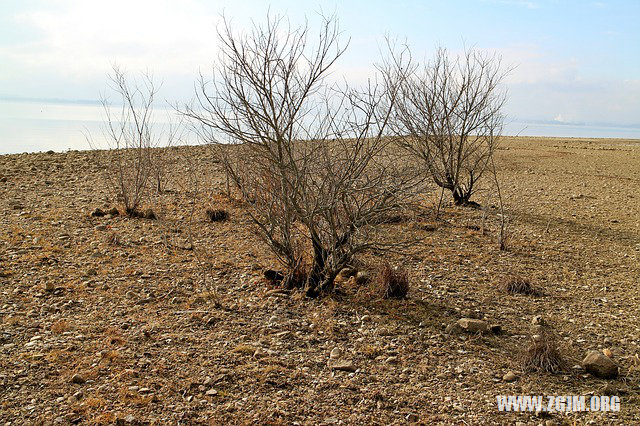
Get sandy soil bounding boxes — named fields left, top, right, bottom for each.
left=0, top=136, right=639, bottom=425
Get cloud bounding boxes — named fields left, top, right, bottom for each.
left=0, top=0, right=224, bottom=101
left=485, top=44, right=640, bottom=125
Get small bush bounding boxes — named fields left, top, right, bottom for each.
left=376, top=262, right=409, bottom=299
left=502, top=275, right=541, bottom=296
left=521, top=331, right=566, bottom=374
left=206, top=208, right=229, bottom=222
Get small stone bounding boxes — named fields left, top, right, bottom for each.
left=330, top=347, right=343, bottom=359
left=70, top=374, right=86, bottom=384
left=503, top=371, right=518, bottom=382
left=602, top=348, right=613, bottom=358
left=138, top=387, right=151, bottom=394
left=583, top=350, right=619, bottom=379
left=44, top=281, right=55, bottom=292
left=456, top=318, right=488, bottom=333
left=385, top=356, right=398, bottom=364
left=253, top=348, right=266, bottom=358
left=94, top=225, right=107, bottom=231
left=329, top=360, right=356, bottom=372
left=72, top=391, right=83, bottom=400
left=205, top=389, right=218, bottom=396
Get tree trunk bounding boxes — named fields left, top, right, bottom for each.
left=306, top=236, right=328, bottom=298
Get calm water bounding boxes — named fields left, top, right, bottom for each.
left=1, top=99, right=639, bottom=155
left=0, top=99, right=189, bottom=155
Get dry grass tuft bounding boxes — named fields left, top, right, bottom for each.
left=51, top=319, right=70, bottom=334
left=502, top=275, right=542, bottom=296
left=521, top=330, right=566, bottom=374
left=232, top=344, right=256, bottom=355
left=375, top=262, right=409, bottom=299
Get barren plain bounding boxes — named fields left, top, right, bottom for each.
left=1, top=136, right=639, bottom=424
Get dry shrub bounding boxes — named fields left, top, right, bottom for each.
left=502, top=275, right=541, bottom=296
left=206, top=208, right=229, bottom=222
left=521, top=331, right=566, bottom=374
left=376, top=262, right=409, bottom=299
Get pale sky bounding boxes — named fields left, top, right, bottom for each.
left=1, top=0, right=639, bottom=126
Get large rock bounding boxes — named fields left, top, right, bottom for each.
left=582, top=350, right=618, bottom=379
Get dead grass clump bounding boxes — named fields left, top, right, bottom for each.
left=232, top=344, right=256, bottom=355
left=521, top=331, right=566, bottom=374
left=206, top=208, right=229, bottom=222
left=502, top=275, right=542, bottom=296
left=376, top=262, right=409, bottom=299
left=104, top=232, right=121, bottom=246
left=51, top=319, right=70, bottom=334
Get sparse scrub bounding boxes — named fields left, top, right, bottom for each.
left=376, top=262, right=409, bottom=299
left=89, top=65, right=176, bottom=217
left=382, top=44, right=507, bottom=206
left=184, top=14, right=418, bottom=297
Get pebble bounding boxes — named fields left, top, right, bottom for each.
left=328, top=360, right=356, bottom=372
left=503, top=371, right=518, bottom=382
left=70, top=374, right=86, bottom=384
left=330, top=347, right=343, bottom=359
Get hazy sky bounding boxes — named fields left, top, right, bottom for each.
left=1, top=0, right=638, bottom=126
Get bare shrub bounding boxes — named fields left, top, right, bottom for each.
left=383, top=45, right=507, bottom=206
left=184, top=14, right=417, bottom=297
left=376, top=262, right=409, bottom=299
left=521, top=331, right=566, bottom=374
left=89, top=65, right=176, bottom=216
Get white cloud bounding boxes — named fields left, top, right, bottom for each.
left=0, top=0, right=222, bottom=100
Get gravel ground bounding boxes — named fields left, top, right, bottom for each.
left=0, top=137, right=639, bottom=425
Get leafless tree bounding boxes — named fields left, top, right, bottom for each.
left=91, top=65, right=176, bottom=215
left=184, top=14, right=417, bottom=296
left=383, top=46, right=507, bottom=206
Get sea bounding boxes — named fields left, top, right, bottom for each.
left=1, top=99, right=639, bottom=155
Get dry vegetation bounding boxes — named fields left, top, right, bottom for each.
left=0, top=136, right=639, bottom=424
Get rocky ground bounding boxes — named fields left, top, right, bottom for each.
left=1, top=137, right=639, bottom=425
